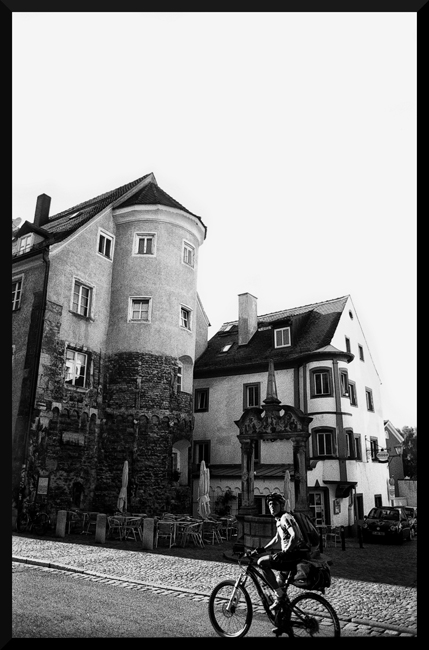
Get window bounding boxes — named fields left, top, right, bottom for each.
left=345, top=337, right=351, bottom=354
left=354, top=434, right=362, bottom=461
left=340, top=370, right=349, bottom=396
left=348, top=380, right=358, bottom=406
left=177, top=364, right=182, bottom=391
left=310, top=368, right=332, bottom=397
left=365, top=387, right=374, bottom=412
left=358, top=344, right=365, bottom=361
left=370, top=437, right=379, bottom=461
left=72, top=280, right=92, bottom=317
left=129, top=297, right=151, bottom=322
left=12, top=278, right=22, bottom=311
left=274, top=327, right=291, bottom=348
left=194, top=440, right=210, bottom=465
left=195, top=388, right=209, bottom=412
left=180, top=306, right=192, bottom=330
left=374, top=494, right=382, bottom=507
left=134, top=233, right=156, bottom=256
left=254, top=495, right=264, bottom=514
left=97, top=229, right=114, bottom=259
left=172, top=449, right=180, bottom=472
left=311, top=427, right=336, bottom=458
left=220, top=344, right=232, bottom=353
left=65, top=349, right=88, bottom=387
left=346, top=430, right=355, bottom=458
left=183, top=241, right=195, bottom=267
left=316, top=430, right=334, bottom=456
left=18, top=234, right=33, bottom=254
left=244, top=383, right=260, bottom=408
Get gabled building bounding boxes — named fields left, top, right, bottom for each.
left=383, top=420, right=405, bottom=504
left=12, top=173, right=208, bottom=519
left=193, top=292, right=391, bottom=532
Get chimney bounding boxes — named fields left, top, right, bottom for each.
left=238, top=292, right=258, bottom=346
left=34, top=194, right=51, bottom=228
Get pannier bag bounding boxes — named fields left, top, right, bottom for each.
left=291, top=559, right=332, bottom=593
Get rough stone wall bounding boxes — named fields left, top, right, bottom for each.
left=97, top=351, right=194, bottom=515
left=24, top=327, right=194, bottom=517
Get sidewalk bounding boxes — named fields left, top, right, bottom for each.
left=12, top=534, right=417, bottom=636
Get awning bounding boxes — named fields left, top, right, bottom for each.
left=323, top=480, right=357, bottom=498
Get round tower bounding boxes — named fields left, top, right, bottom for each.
left=96, top=180, right=207, bottom=515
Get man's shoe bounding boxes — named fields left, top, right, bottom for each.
left=269, top=596, right=285, bottom=612
left=272, top=626, right=283, bottom=636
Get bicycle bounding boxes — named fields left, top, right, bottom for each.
left=17, top=502, right=51, bottom=536
left=208, top=549, right=340, bottom=637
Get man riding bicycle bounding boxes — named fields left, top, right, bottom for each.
left=251, top=492, right=309, bottom=611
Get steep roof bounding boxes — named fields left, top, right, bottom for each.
left=14, top=173, right=206, bottom=251
left=41, top=173, right=154, bottom=243
left=119, top=180, right=205, bottom=225
left=194, top=295, right=352, bottom=375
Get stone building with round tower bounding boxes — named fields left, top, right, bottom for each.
left=12, top=173, right=209, bottom=519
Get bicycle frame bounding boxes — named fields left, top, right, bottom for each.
left=229, top=554, right=291, bottom=623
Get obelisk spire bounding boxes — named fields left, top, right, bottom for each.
left=264, top=358, right=281, bottom=405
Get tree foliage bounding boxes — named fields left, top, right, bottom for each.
left=400, top=426, right=417, bottom=479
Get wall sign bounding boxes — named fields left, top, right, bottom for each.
left=37, top=476, right=50, bottom=496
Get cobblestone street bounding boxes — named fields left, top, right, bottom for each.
left=12, top=535, right=417, bottom=637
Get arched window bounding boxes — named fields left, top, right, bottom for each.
left=172, top=439, right=190, bottom=485
left=310, top=367, right=333, bottom=398
left=178, top=355, right=193, bottom=394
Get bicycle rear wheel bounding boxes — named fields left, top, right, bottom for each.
left=208, top=580, right=253, bottom=638
left=288, top=592, right=340, bottom=637
left=33, top=513, right=50, bottom=536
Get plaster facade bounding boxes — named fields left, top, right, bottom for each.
left=12, top=176, right=208, bottom=519
left=193, top=294, right=391, bottom=532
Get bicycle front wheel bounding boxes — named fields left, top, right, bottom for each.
left=288, top=592, right=340, bottom=637
left=208, top=580, right=253, bottom=638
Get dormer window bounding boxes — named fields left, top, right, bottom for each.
left=18, top=234, right=33, bottom=255
left=220, top=344, right=232, bottom=353
left=274, top=326, right=291, bottom=348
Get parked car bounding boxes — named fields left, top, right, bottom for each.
left=393, top=506, right=417, bottom=537
left=362, top=506, right=411, bottom=544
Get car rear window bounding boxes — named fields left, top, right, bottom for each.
left=368, top=508, right=399, bottom=520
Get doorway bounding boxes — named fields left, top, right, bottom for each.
left=309, top=490, right=326, bottom=525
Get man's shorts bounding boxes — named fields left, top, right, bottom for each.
left=260, top=549, right=308, bottom=572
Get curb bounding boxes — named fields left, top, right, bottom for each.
left=12, top=556, right=417, bottom=636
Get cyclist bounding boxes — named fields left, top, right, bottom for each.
left=251, top=492, right=309, bottom=611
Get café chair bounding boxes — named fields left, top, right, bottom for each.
left=107, top=515, right=124, bottom=540
left=326, top=525, right=340, bottom=547
left=155, top=520, right=175, bottom=548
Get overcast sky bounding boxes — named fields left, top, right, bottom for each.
left=12, top=12, right=417, bottom=430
